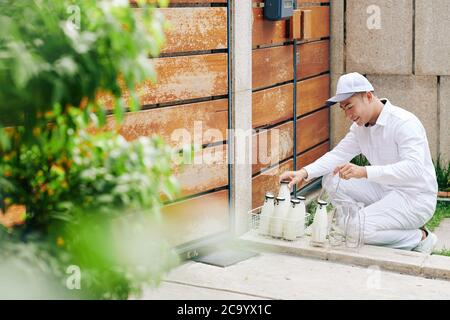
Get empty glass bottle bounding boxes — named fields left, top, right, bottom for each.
left=344, top=201, right=365, bottom=248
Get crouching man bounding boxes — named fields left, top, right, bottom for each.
left=279, top=72, right=438, bottom=254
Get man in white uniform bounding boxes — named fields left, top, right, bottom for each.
left=280, top=72, right=438, bottom=254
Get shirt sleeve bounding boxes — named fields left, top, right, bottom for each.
left=365, top=119, right=426, bottom=185
left=303, top=125, right=361, bottom=180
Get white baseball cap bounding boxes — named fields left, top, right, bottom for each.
left=326, top=72, right=374, bottom=106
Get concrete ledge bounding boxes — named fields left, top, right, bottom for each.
left=239, top=231, right=450, bottom=281
left=422, top=255, right=450, bottom=281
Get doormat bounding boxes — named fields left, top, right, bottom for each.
left=193, top=248, right=259, bottom=267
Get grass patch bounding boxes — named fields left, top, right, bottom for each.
left=426, top=202, right=450, bottom=232
left=432, top=249, right=450, bottom=257
left=428, top=202, right=450, bottom=257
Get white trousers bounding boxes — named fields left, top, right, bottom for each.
left=322, top=174, right=437, bottom=250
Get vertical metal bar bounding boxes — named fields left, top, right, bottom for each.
left=227, top=0, right=234, bottom=232
left=328, top=0, right=332, bottom=153
left=292, top=0, right=298, bottom=197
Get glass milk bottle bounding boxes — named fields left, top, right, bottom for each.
left=270, top=197, right=289, bottom=238
left=258, top=192, right=275, bottom=236
left=296, top=196, right=307, bottom=238
left=278, top=180, right=291, bottom=201
left=311, top=200, right=328, bottom=247
left=283, top=199, right=301, bottom=241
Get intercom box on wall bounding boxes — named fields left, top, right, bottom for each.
left=264, top=0, right=294, bottom=21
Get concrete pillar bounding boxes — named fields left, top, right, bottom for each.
left=415, top=0, right=450, bottom=75
left=367, top=75, right=439, bottom=159
left=231, top=0, right=252, bottom=235
left=439, top=77, right=450, bottom=161
left=346, top=0, right=413, bottom=75
left=330, top=73, right=352, bottom=147
left=330, top=0, right=345, bottom=76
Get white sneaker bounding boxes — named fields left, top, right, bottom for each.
left=413, top=230, right=438, bottom=255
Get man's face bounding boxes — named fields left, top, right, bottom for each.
left=339, top=93, right=371, bottom=126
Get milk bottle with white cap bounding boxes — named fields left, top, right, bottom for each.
left=270, top=197, right=289, bottom=238
left=311, top=200, right=328, bottom=247
left=258, top=192, right=275, bottom=236
left=295, top=196, right=307, bottom=238
left=278, top=180, right=291, bottom=201
left=283, top=199, right=301, bottom=241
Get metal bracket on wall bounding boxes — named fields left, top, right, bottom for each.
left=302, top=9, right=313, bottom=40
left=289, top=9, right=302, bottom=39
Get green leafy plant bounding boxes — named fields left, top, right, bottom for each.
left=0, top=0, right=181, bottom=299
left=433, top=155, right=450, bottom=192
left=350, top=154, right=371, bottom=167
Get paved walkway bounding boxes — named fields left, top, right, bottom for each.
left=435, top=218, right=450, bottom=251
left=142, top=251, right=450, bottom=300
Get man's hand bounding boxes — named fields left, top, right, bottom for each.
left=333, top=163, right=367, bottom=180
left=279, top=169, right=308, bottom=189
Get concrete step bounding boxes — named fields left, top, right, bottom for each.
left=239, top=231, right=450, bottom=281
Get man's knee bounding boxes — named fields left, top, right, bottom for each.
left=364, top=228, right=378, bottom=244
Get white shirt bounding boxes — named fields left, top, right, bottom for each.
left=304, top=99, right=438, bottom=196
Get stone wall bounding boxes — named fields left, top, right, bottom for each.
left=330, top=0, right=450, bottom=162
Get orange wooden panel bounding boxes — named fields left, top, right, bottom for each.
left=296, top=107, right=329, bottom=153
left=252, top=121, right=293, bottom=175
left=252, top=0, right=329, bottom=5
left=158, top=7, right=227, bottom=53
left=169, top=0, right=227, bottom=3
left=162, top=190, right=229, bottom=246
left=131, top=0, right=228, bottom=6
left=252, top=8, right=289, bottom=47
left=106, top=99, right=228, bottom=149
left=100, top=54, right=228, bottom=108
left=173, top=144, right=228, bottom=198
left=297, top=40, right=329, bottom=79
left=301, top=6, right=329, bottom=40
left=252, top=159, right=293, bottom=209
left=297, top=74, right=329, bottom=116
left=253, top=45, right=293, bottom=89
left=252, top=83, right=293, bottom=128
left=296, top=141, right=329, bottom=170
left=297, top=0, right=329, bottom=5
left=143, top=53, right=228, bottom=105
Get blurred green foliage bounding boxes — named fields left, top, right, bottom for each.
left=0, top=0, right=182, bottom=299
left=0, top=0, right=168, bottom=134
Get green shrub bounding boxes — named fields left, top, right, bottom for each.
left=0, top=0, right=181, bottom=299
left=433, top=155, right=450, bottom=192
